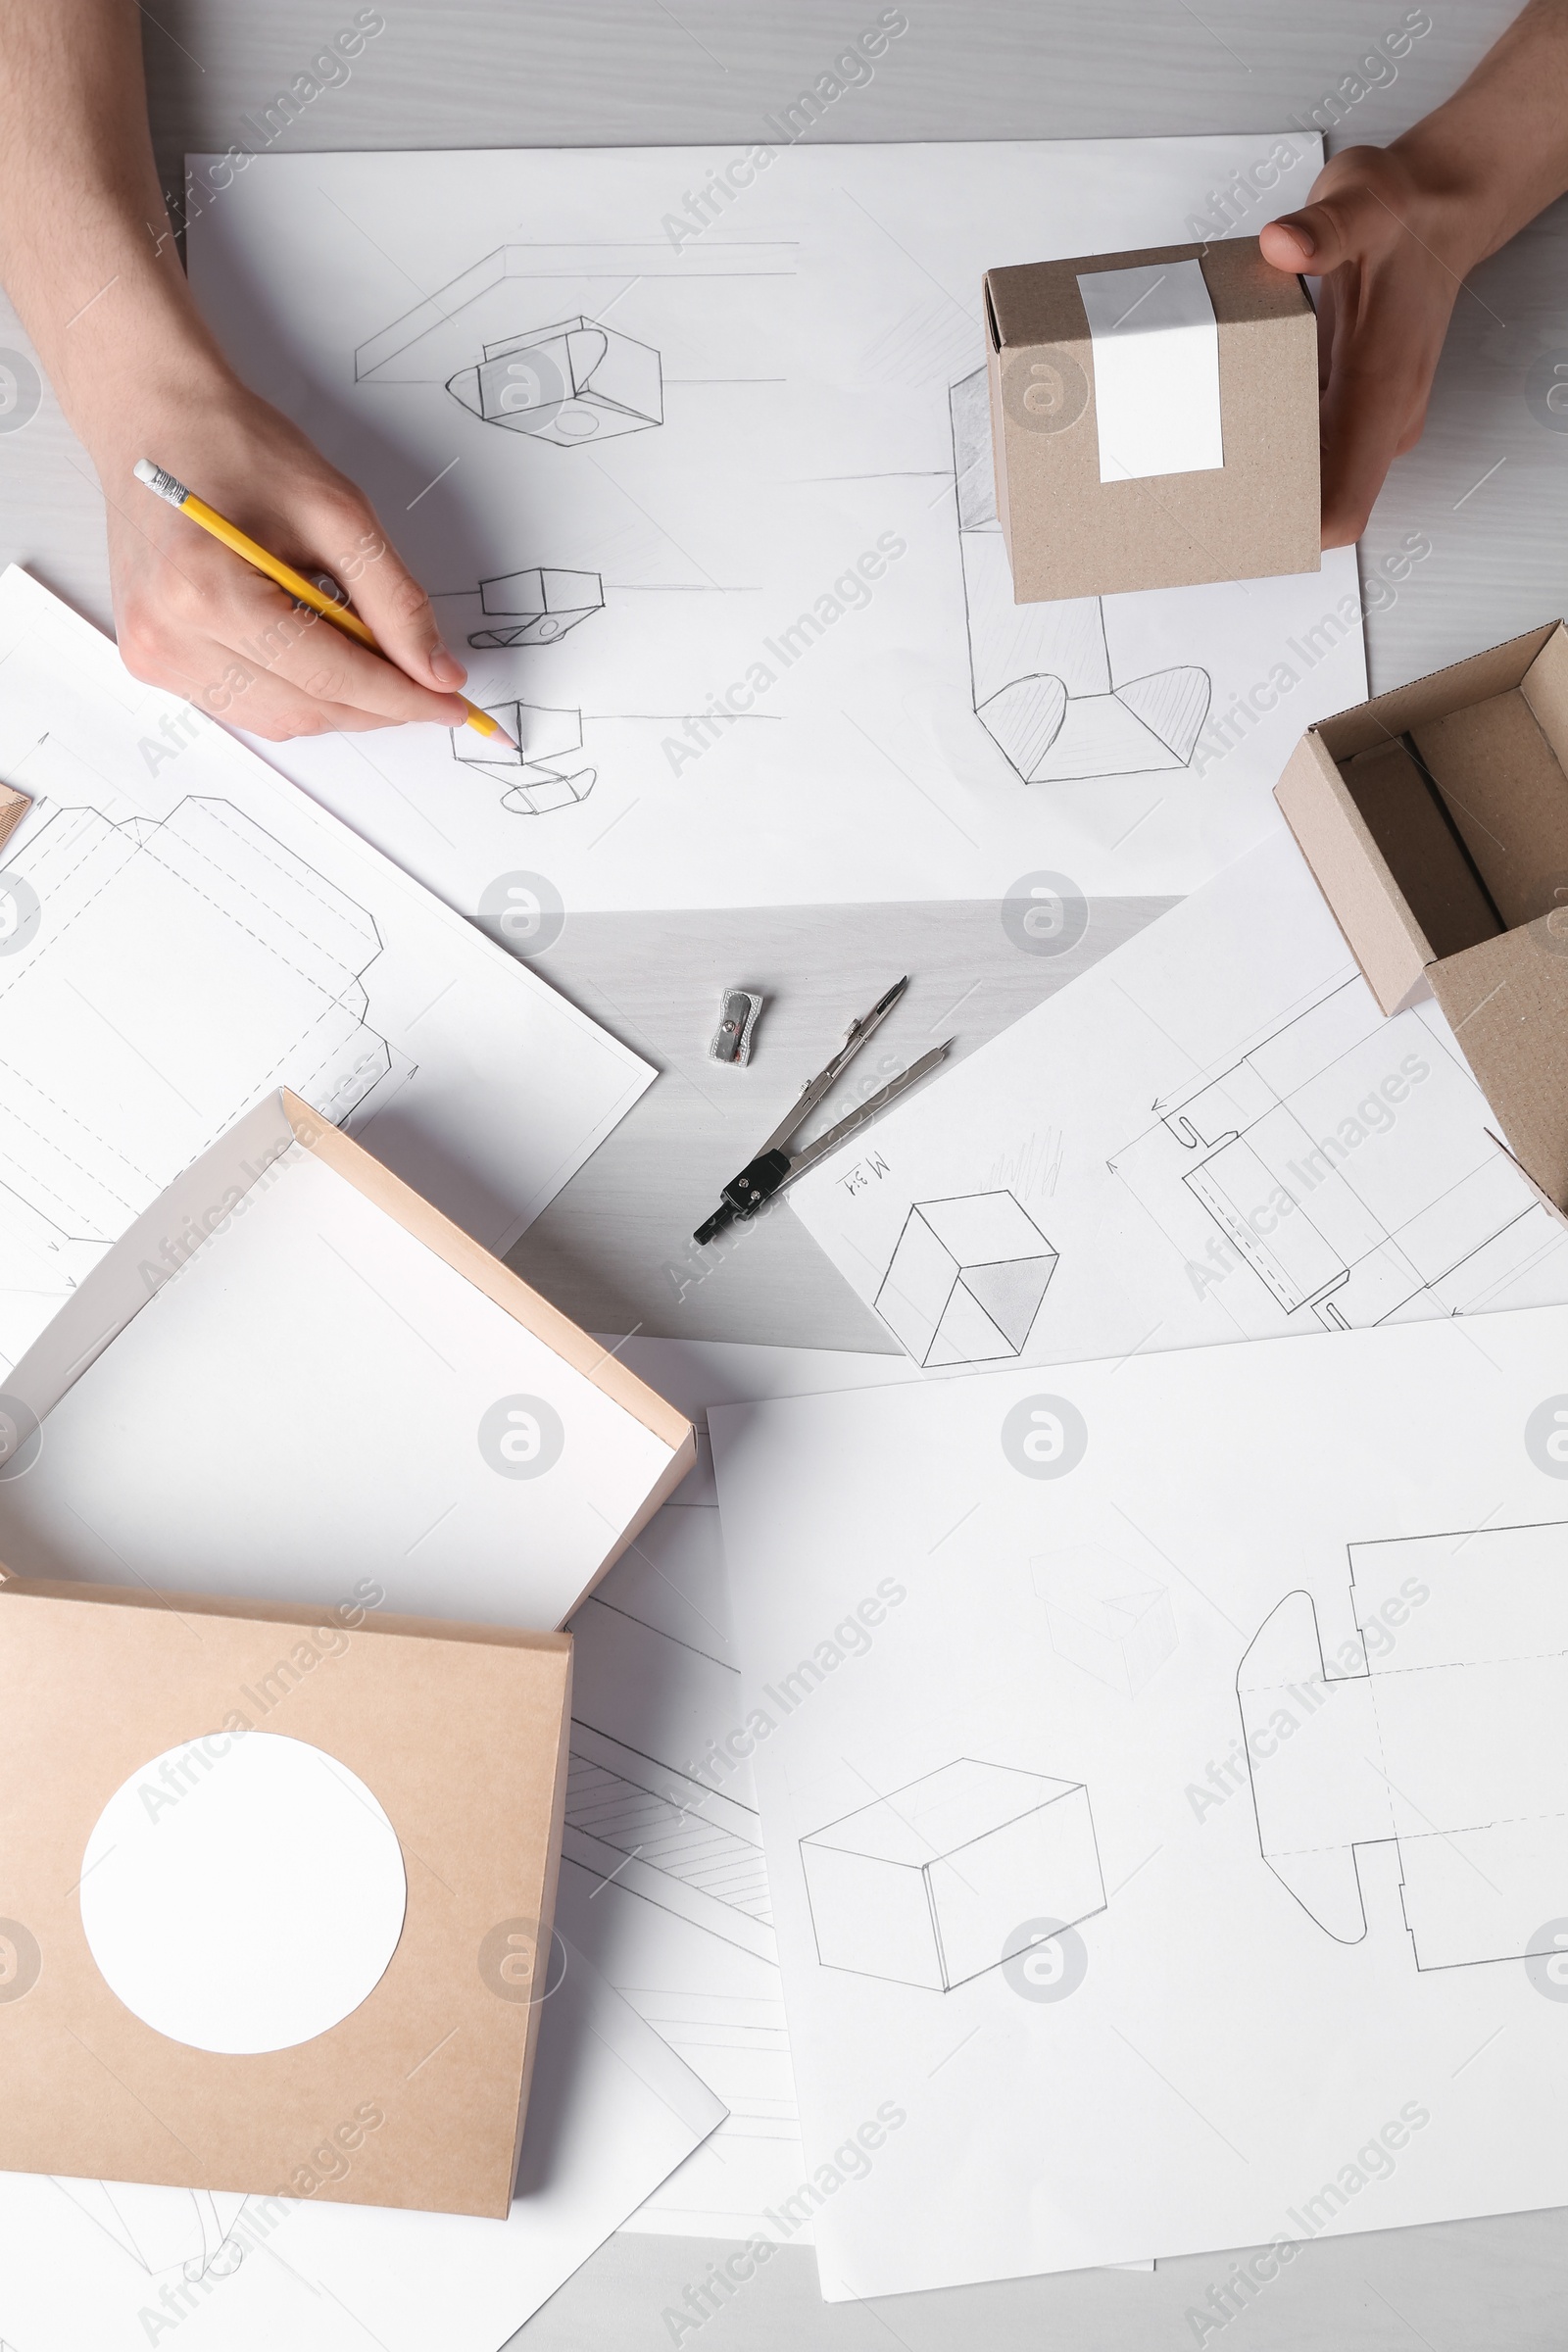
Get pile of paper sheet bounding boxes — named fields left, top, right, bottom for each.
left=9, top=114, right=1565, bottom=2352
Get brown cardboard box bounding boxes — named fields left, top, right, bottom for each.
left=984, top=237, right=1320, bottom=602
left=0, top=1571, right=571, bottom=2216
left=1275, top=622, right=1568, bottom=1224
left=4, top=1088, right=697, bottom=1628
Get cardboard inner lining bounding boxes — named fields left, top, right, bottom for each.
left=1336, top=641, right=1568, bottom=951
left=1339, top=738, right=1503, bottom=963
left=1327, top=629, right=1568, bottom=1212
left=1412, top=687, right=1568, bottom=928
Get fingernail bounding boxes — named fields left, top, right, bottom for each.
left=1284, top=217, right=1316, bottom=258
left=430, top=644, right=466, bottom=687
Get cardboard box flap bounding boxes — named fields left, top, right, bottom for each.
left=0, top=1572, right=576, bottom=1654
left=1485, top=1128, right=1568, bottom=1238
left=283, top=1095, right=691, bottom=1454
left=10, top=1087, right=693, bottom=1459
left=0, top=782, right=28, bottom=852
left=4, top=1089, right=695, bottom=1631
left=1427, top=918, right=1568, bottom=1210
left=1522, top=617, right=1568, bottom=759
left=1314, top=623, right=1562, bottom=761
left=1411, top=688, right=1568, bottom=928
left=1342, top=738, right=1504, bottom=959
left=1274, top=730, right=1443, bottom=1014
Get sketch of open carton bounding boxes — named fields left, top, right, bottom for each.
left=447, top=315, right=662, bottom=445
left=468, top=566, right=605, bottom=649
left=453, top=702, right=597, bottom=816
left=1238, top=1521, right=1568, bottom=1969
left=947, top=365, right=1210, bottom=784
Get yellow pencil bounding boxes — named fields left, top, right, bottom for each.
left=132, top=459, right=514, bottom=747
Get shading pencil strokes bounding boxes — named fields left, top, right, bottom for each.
left=948, top=364, right=1210, bottom=783
left=875, top=1190, right=1057, bottom=1366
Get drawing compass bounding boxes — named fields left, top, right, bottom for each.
left=693, top=977, right=952, bottom=1246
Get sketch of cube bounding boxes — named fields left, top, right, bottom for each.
left=468, top=566, right=605, bottom=649
left=801, top=1760, right=1104, bottom=1991
left=874, top=1190, right=1057, bottom=1367
left=1033, top=1544, right=1177, bottom=1695
left=446, top=315, right=662, bottom=445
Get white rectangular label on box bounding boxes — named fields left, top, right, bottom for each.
left=1076, top=257, right=1224, bottom=483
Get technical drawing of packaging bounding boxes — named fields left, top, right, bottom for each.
left=800, top=1760, right=1104, bottom=1991
left=447, top=315, right=663, bottom=444
left=1238, top=1520, right=1568, bottom=1967
left=468, top=566, right=606, bottom=648
left=453, top=702, right=598, bottom=815
left=874, top=1190, right=1057, bottom=1366
left=1032, top=1544, right=1177, bottom=1694
left=949, top=367, right=1210, bottom=784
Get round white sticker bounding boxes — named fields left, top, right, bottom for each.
left=79, top=1732, right=407, bottom=2055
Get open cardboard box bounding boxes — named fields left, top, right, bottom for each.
left=1276, top=622, right=1568, bottom=1227
left=0, top=1089, right=696, bottom=1625
left=0, top=1567, right=571, bottom=2215
left=984, top=235, right=1320, bottom=602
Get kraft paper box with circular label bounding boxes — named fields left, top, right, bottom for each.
left=983, top=236, right=1320, bottom=602
left=0, top=1089, right=697, bottom=1629
left=0, top=1569, right=572, bottom=2217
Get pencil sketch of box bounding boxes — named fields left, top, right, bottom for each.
left=1033, top=1544, right=1177, bottom=1695
left=800, top=1759, right=1105, bottom=1991
left=452, top=701, right=597, bottom=815
left=447, top=316, right=662, bottom=445
left=874, top=1189, right=1057, bottom=1366
left=467, top=566, right=605, bottom=649
left=1238, top=1520, right=1568, bottom=1969
left=948, top=364, right=1209, bottom=784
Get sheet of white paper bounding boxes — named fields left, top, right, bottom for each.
left=564, top=1338, right=922, bottom=2242
left=1077, top=259, right=1224, bottom=481
left=790, top=833, right=1568, bottom=1369
left=0, top=567, right=652, bottom=1373
left=709, top=1306, right=1568, bottom=2296
left=0, top=1940, right=724, bottom=2352
left=184, top=135, right=1365, bottom=909
left=0, top=1143, right=677, bottom=1629
left=564, top=1337, right=1150, bottom=2265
